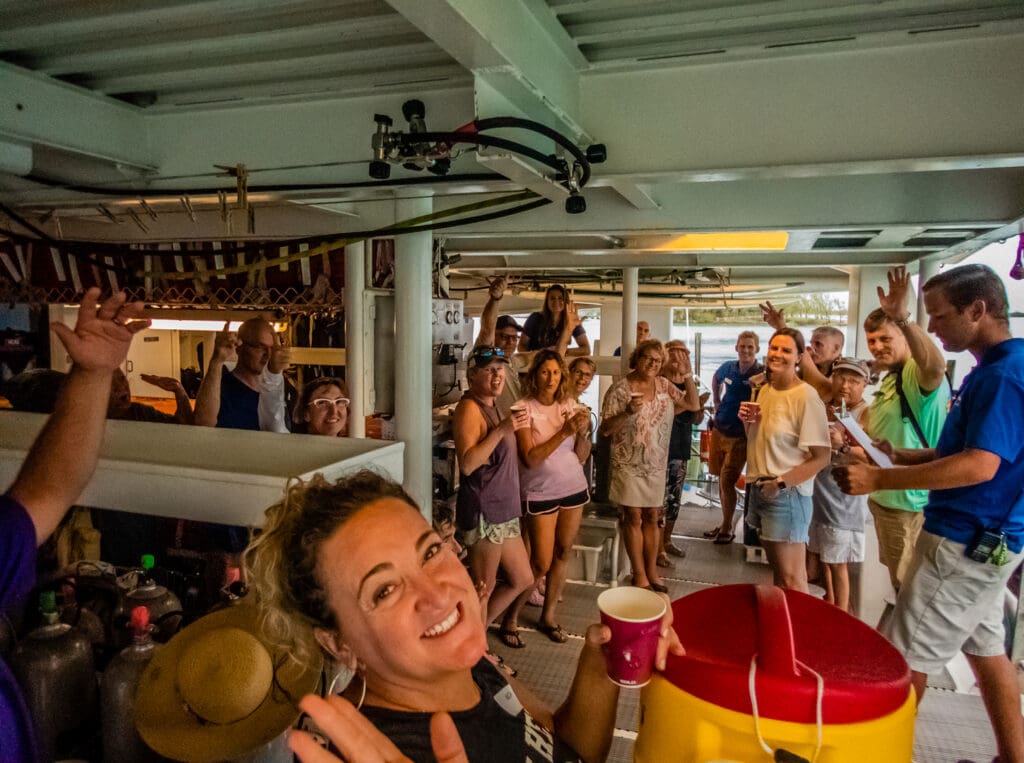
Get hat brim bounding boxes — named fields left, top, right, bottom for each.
left=135, top=601, right=322, bottom=763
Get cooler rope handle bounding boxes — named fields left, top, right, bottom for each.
left=748, top=654, right=824, bottom=762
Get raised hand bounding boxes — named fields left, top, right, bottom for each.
left=140, top=374, right=185, bottom=394
left=51, top=288, right=150, bottom=372
left=487, top=275, right=507, bottom=301
left=268, top=331, right=292, bottom=374
left=211, top=321, right=239, bottom=364
left=877, top=266, right=911, bottom=321
left=759, top=300, right=786, bottom=330
left=565, top=299, right=582, bottom=331
left=289, top=694, right=468, bottom=763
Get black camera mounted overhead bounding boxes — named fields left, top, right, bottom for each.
left=369, top=101, right=605, bottom=215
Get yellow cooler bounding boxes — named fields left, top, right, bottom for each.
left=635, top=584, right=915, bottom=762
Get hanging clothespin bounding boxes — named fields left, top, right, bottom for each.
left=218, top=191, right=229, bottom=223
left=127, top=207, right=149, bottom=234
left=247, top=205, right=256, bottom=234
left=97, top=205, right=123, bottom=224
left=139, top=198, right=159, bottom=221
left=181, top=195, right=197, bottom=223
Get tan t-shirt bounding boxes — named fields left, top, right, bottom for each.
left=746, top=382, right=830, bottom=496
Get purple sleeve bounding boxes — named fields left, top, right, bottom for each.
left=521, top=312, right=542, bottom=349
left=0, top=495, right=37, bottom=616
left=572, top=324, right=586, bottom=340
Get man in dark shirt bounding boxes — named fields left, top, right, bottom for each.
left=705, top=330, right=763, bottom=543
left=193, top=317, right=289, bottom=431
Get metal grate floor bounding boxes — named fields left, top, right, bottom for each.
left=487, top=499, right=1002, bottom=762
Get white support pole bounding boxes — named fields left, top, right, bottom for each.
left=344, top=241, right=366, bottom=438
left=621, top=267, right=639, bottom=376
left=917, top=259, right=942, bottom=327
left=850, top=266, right=891, bottom=359
left=845, top=266, right=861, bottom=357
left=394, top=194, right=434, bottom=519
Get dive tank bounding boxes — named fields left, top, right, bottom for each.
left=11, top=590, right=98, bottom=763
left=122, top=554, right=182, bottom=643
left=101, top=607, right=163, bottom=763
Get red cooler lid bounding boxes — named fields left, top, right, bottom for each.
left=662, top=584, right=910, bottom=724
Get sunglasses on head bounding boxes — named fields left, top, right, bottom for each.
left=471, top=347, right=507, bottom=367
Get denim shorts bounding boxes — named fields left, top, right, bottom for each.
left=746, top=485, right=812, bottom=544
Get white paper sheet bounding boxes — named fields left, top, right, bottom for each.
left=837, top=413, right=893, bottom=468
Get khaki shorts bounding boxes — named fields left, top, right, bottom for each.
left=868, top=498, right=924, bottom=591
left=885, top=530, right=1023, bottom=675
left=708, top=430, right=747, bottom=486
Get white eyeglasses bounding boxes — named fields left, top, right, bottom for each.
left=309, top=397, right=350, bottom=410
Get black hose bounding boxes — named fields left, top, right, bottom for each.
left=473, top=116, right=591, bottom=186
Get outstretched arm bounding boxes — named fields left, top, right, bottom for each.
left=473, top=276, right=506, bottom=347
left=9, top=288, right=150, bottom=545
left=877, top=266, right=946, bottom=392
left=140, top=374, right=195, bottom=425
left=193, top=322, right=237, bottom=427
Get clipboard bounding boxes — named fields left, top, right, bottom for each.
left=837, top=412, right=893, bottom=468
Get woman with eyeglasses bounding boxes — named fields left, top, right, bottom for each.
left=600, top=340, right=700, bottom=592
left=247, top=471, right=683, bottom=763
left=452, top=346, right=534, bottom=629
left=293, top=377, right=350, bottom=437
left=498, top=350, right=590, bottom=648
left=518, top=284, right=590, bottom=357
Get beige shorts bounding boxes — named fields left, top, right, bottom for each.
left=868, top=499, right=924, bottom=591
left=463, top=515, right=521, bottom=547
left=884, top=530, right=1023, bottom=675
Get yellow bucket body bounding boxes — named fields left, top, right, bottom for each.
left=635, top=673, right=916, bottom=763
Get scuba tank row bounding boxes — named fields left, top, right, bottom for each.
left=3, top=553, right=229, bottom=763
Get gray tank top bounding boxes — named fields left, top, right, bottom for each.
left=456, top=393, right=522, bottom=530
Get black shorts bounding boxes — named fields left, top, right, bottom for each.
left=523, top=489, right=590, bottom=517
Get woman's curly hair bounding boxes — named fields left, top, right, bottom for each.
left=245, top=470, right=417, bottom=662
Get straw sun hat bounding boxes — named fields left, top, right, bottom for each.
left=134, top=600, right=322, bottom=762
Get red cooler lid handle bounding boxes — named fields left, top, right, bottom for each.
left=754, top=584, right=798, bottom=677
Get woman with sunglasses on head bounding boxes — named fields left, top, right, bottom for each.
left=499, top=350, right=591, bottom=648
left=451, top=346, right=534, bottom=629
left=293, top=377, right=350, bottom=437
left=740, top=327, right=831, bottom=592
left=518, top=284, right=590, bottom=357
left=247, top=471, right=684, bottom=763
left=600, top=340, right=700, bottom=592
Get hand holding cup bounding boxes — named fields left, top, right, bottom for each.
left=737, top=400, right=761, bottom=424
left=597, top=587, right=680, bottom=687
left=626, top=392, right=644, bottom=415
left=509, top=403, right=530, bottom=431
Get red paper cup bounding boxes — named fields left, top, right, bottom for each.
left=597, top=586, right=666, bottom=688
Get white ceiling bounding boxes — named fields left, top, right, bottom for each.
left=2, top=0, right=1023, bottom=300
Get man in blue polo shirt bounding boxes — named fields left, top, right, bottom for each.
left=836, top=264, right=1024, bottom=762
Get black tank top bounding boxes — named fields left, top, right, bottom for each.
left=359, top=659, right=583, bottom=762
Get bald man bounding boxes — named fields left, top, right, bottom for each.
left=193, top=317, right=290, bottom=431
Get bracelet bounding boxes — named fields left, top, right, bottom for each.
left=893, top=315, right=910, bottom=330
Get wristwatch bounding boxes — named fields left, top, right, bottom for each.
left=776, top=478, right=787, bottom=490
left=893, top=315, right=910, bottom=330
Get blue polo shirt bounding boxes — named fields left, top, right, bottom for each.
left=924, top=339, right=1024, bottom=551
left=712, top=360, right=764, bottom=437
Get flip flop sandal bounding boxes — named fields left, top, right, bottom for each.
left=537, top=623, right=568, bottom=643
left=703, top=527, right=722, bottom=539
left=498, top=628, right=525, bottom=649
left=648, top=582, right=670, bottom=594
left=656, top=553, right=672, bottom=568
left=713, top=532, right=736, bottom=545
left=665, top=542, right=687, bottom=558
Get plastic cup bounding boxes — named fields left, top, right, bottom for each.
left=509, top=403, right=530, bottom=430
left=597, top=586, right=667, bottom=688
left=738, top=401, right=760, bottom=422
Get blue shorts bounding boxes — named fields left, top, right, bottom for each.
left=746, top=485, right=812, bottom=544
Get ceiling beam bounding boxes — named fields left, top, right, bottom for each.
left=0, top=61, right=152, bottom=171
left=448, top=250, right=916, bottom=270
left=384, top=0, right=589, bottom=140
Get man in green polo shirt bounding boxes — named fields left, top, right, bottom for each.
left=864, top=266, right=949, bottom=592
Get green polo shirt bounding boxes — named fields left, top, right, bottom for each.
left=866, top=358, right=949, bottom=512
